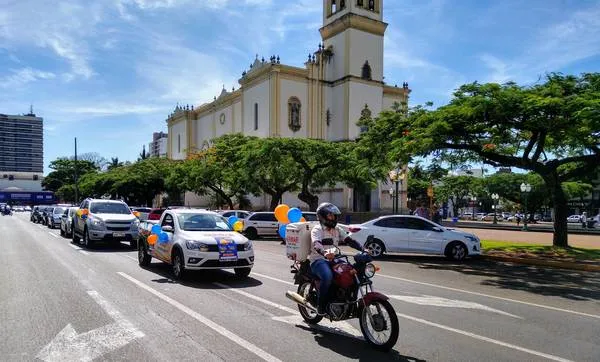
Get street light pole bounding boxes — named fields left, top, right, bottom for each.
left=520, top=183, right=532, bottom=231
left=389, top=165, right=405, bottom=215
left=491, top=193, right=499, bottom=224
left=472, top=196, right=477, bottom=220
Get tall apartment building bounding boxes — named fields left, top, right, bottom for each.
left=0, top=111, right=43, bottom=173
left=149, top=131, right=168, bottom=157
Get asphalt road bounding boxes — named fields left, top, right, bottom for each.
left=1, top=213, right=599, bottom=361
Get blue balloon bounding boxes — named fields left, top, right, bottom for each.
left=228, top=215, right=239, bottom=226
left=287, top=208, right=302, bottom=223
left=278, top=224, right=287, bottom=239
left=151, top=224, right=162, bottom=235
left=159, top=232, right=169, bottom=243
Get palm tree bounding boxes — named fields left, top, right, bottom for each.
left=107, top=157, right=123, bottom=170
left=138, top=145, right=148, bottom=161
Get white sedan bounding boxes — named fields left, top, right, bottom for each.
left=347, top=215, right=481, bottom=261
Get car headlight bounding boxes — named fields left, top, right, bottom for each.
left=90, top=218, right=105, bottom=229
left=364, top=263, right=377, bottom=278
left=131, top=219, right=140, bottom=229
left=186, top=241, right=210, bottom=252
left=465, top=235, right=478, bottom=242
left=245, top=240, right=253, bottom=250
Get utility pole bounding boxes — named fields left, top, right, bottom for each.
left=74, top=137, right=79, bottom=205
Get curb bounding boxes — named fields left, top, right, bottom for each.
left=482, top=255, right=600, bottom=272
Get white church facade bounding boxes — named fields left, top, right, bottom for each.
left=166, top=0, right=410, bottom=211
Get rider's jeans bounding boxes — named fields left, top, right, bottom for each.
left=310, top=259, right=333, bottom=310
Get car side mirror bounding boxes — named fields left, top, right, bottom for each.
left=162, top=225, right=174, bottom=233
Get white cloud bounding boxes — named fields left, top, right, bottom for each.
left=479, top=54, right=511, bottom=83
left=0, top=67, right=56, bottom=88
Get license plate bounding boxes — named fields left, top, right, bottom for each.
left=113, top=232, right=126, bottom=237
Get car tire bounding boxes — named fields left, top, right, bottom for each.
left=245, top=227, right=258, bottom=240
left=72, top=228, right=80, bottom=244
left=138, top=241, right=152, bottom=267
left=445, top=241, right=467, bottom=261
left=172, top=249, right=186, bottom=280
left=83, top=228, right=94, bottom=249
left=234, top=268, right=251, bottom=278
left=364, top=239, right=385, bottom=259
left=60, top=228, right=65, bottom=237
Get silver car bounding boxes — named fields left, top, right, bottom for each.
left=60, top=207, right=78, bottom=238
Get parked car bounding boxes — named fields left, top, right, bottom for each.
left=137, top=209, right=254, bottom=279
left=347, top=215, right=481, bottom=261
left=218, top=210, right=251, bottom=220
left=72, top=198, right=139, bottom=248
left=567, top=215, right=581, bottom=223
left=60, top=207, right=79, bottom=238
left=47, top=206, right=68, bottom=229
left=481, top=213, right=501, bottom=221
left=243, top=212, right=278, bottom=239
left=460, top=212, right=473, bottom=220
left=131, top=207, right=152, bottom=221
left=148, top=208, right=167, bottom=221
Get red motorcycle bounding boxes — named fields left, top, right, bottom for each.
left=286, top=246, right=399, bottom=351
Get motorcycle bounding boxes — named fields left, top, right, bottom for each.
left=285, top=246, right=399, bottom=351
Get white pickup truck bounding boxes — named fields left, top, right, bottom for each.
left=137, top=209, right=254, bottom=279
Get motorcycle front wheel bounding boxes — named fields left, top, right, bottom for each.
left=297, top=282, right=323, bottom=324
left=359, top=299, right=399, bottom=352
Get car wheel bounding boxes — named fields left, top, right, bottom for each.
left=138, top=241, right=151, bottom=267
left=245, top=227, right=258, bottom=240
left=234, top=268, right=251, bottom=278
left=365, top=239, right=385, bottom=259
left=60, top=227, right=65, bottom=237
left=172, top=249, right=186, bottom=280
left=72, top=228, right=80, bottom=244
left=446, top=241, right=467, bottom=261
left=84, top=228, right=94, bottom=249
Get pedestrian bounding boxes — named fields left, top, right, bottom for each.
left=516, top=214, right=521, bottom=226
left=432, top=206, right=442, bottom=224
left=581, top=212, right=587, bottom=229
left=413, top=203, right=429, bottom=219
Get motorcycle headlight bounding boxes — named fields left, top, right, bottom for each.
left=186, top=241, right=210, bottom=252
left=364, top=263, right=377, bottom=278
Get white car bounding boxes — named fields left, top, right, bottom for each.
left=567, top=215, right=581, bottom=223
left=348, top=215, right=481, bottom=261
left=138, top=209, right=254, bottom=279
left=243, top=212, right=279, bottom=239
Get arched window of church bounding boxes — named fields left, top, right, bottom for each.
left=357, top=0, right=364, bottom=8
left=368, top=0, right=375, bottom=11
left=254, top=103, right=259, bottom=130
left=288, top=97, right=301, bottom=132
left=177, top=134, right=181, bottom=153
left=340, top=0, right=346, bottom=10
left=331, top=0, right=336, bottom=14
left=362, top=61, right=372, bottom=80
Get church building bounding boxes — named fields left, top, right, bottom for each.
left=166, top=0, right=410, bottom=211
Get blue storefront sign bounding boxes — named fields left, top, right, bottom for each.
left=0, top=191, right=55, bottom=204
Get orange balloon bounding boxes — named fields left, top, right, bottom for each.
left=274, top=204, right=290, bottom=224
left=300, top=217, right=307, bottom=223
left=82, top=209, right=89, bottom=215
left=148, top=234, right=158, bottom=246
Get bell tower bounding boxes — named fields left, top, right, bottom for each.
left=319, top=0, right=388, bottom=141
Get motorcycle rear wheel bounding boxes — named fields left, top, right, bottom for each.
left=359, top=299, right=399, bottom=352
left=297, top=282, right=323, bottom=324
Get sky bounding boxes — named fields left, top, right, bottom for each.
left=1, top=0, right=599, bottom=174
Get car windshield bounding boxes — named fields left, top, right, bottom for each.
left=53, top=207, right=66, bottom=214
left=177, top=213, right=232, bottom=231
left=90, top=202, right=131, bottom=214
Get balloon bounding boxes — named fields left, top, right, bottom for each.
left=81, top=215, right=87, bottom=220
left=159, top=232, right=169, bottom=243
left=228, top=215, right=239, bottom=226
left=151, top=224, right=162, bottom=235
left=233, top=220, right=244, bottom=232
left=76, top=209, right=82, bottom=217
left=148, top=234, right=158, bottom=245
left=300, top=217, right=307, bottom=223
left=278, top=224, right=287, bottom=239
left=274, top=204, right=290, bottom=224
left=287, top=208, right=302, bottom=223
left=82, top=209, right=89, bottom=215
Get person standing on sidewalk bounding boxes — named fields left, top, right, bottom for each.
left=581, top=212, right=587, bottom=229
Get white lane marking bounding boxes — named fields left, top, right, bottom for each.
left=378, top=274, right=600, bottom=320
left=68, top=243, right=90, bottom=255
left=118, top=272, right=281, bottom=362
left=396, top=312, right=573, bottom=362
left=390, top=295, right=522, bottom=319
left=124, top=255, right=138, bottom=262
left=213, top=282, right=362, bottom=339
left=48, top=232, right=59, bottom=238
left=36, top=290, right=144, bottom=362
left=251, top=272, right=294, bottom=286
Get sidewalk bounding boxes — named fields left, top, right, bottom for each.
left=460, top=227, right=600, bottom=249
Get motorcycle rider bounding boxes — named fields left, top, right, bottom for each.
left=309, top=202, right=364, bottom=315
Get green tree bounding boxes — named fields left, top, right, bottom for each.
left=42, top=158, right=99, bottom=192
left=107, top=157, right=123, bottom=171
left=359, top=73, right=600, bottom=247
left=435, top=176, right=479, bottom=217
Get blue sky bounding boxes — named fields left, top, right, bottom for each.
left=1, top=0, right=599, bottom=174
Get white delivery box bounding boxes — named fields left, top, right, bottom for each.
left=285, top=221, right=319, bottom=261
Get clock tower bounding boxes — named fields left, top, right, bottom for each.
left=319, top=0, right=388, bottom=140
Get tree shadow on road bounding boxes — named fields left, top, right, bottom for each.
left=294, top=324, right=425, bottom=361
left=379, top=255, right=600, bottom=302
